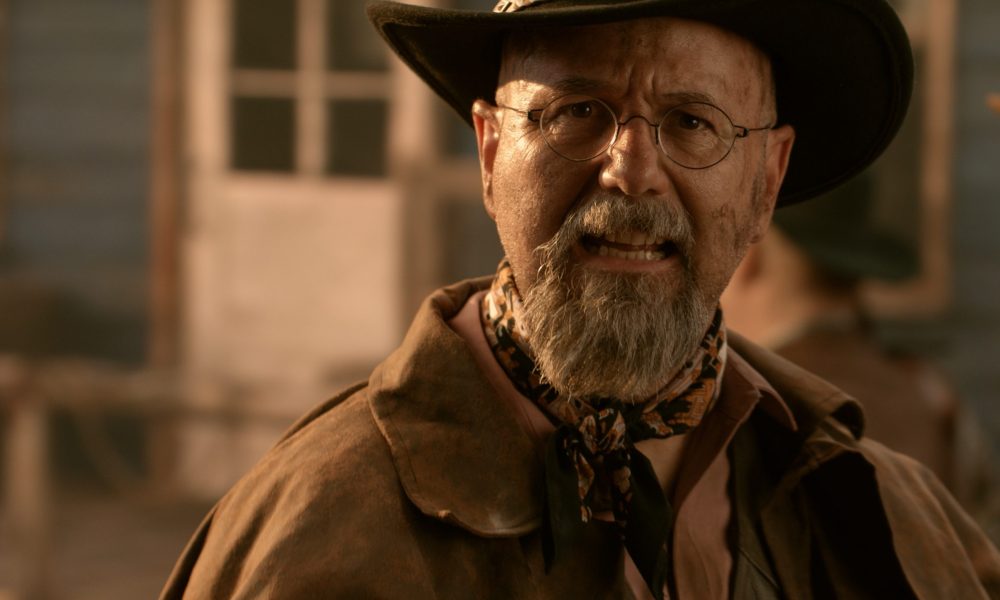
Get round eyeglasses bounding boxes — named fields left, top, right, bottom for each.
left=499, top=94, right=773, bottom=169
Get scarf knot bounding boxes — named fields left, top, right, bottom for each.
left=558, top=405, right=632, bottom=523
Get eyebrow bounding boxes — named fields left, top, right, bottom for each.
left=543, top=78, right=720, bottom=107
left=547, top=77, right=607, bottom=95
left=656, top=90, right=719, bottom=106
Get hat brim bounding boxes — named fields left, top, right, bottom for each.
left=368, top=0, right=913, bottom=207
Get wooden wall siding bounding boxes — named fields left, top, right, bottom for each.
left=1, top=0, right=150, bottom=362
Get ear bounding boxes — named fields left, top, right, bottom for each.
left=472, top=99, right=502, bottom=220
left=735, top=241, right=764, bottom=285
left=750, top=124, right=795, bottom=242
left=721, top=239, right=764, bottom=317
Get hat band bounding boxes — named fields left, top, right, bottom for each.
left=493, top=0, right=553, bottom=13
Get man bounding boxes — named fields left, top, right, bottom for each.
left=162, top=1, right=1000, bottom=598
left=721, top=173, right=999, bottom=531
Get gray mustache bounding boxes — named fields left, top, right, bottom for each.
left=549, top=191, right=695, bottom=257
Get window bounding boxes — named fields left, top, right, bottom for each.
left=229, top=0, right=390, bottom=176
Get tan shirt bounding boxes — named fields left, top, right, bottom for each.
left=448, top=290, right=796, bottom=599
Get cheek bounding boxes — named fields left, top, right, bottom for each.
left=681, top=171, right=761, bottom=291
left=490, top=143, right=577, bottom=285
left=709, top=202, right=753, bottom=257
left=494, top=144, right=590, bottom=249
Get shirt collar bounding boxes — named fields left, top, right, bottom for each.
left=727, top=330, right=865, bottom=440
left=725, top=343, right=798, bottom=432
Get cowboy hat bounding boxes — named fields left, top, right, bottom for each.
left=774, top=170, right=918, bottom=281
left=367, top=0, right=913, bottom=206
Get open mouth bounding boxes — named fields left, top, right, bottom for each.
left=580, top=232, right=679, bottom=262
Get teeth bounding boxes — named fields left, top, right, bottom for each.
left=595, top=244, right=664, bottom=261
left=598, top=232, right=666, bottom=248
left=587, top=231, right=670, bottom=261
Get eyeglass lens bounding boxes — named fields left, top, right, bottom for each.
left=538, top=95, right=737, bottom=168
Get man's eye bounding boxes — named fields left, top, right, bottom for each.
left=677, top=113, right=703, bottom=130
left=569, top=102, right=594, bottom=118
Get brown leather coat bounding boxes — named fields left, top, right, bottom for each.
left=161, top=279, right=1000, bottom=599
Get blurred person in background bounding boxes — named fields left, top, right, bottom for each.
left=160, top=0, right=1000, bottom=598
left=722, top=171, right=999, bottom=531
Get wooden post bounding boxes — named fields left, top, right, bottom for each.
left=1, top=358, right=51, bottom=600
left=0, top=0, right=8, bottom=250
left=148, top=0, right=184, bottom=494
left=149, top=0, right=183, bottom=369
left=917, top=0, right=957, bottom=312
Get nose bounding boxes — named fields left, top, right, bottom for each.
left=598, top=116, right=672, bottom=197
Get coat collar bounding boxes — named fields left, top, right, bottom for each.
left=368, top=277, right=544, bottom=536
left=727, top=329, right=868, bottom=503
left=728, top=330, right=865, bottom=441
left=367, top=279, right=866, bottom=537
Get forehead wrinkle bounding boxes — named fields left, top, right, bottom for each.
left=719, top=46, right=775, bottom=123
left=548, top=77, right=606, bottom=96
left=498, top=18, right=776, bottom=121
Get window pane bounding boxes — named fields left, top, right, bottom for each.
left=232, top=97, right=295, bottom=172
left=233, top=0, right=297, bottom=70
left=327, top=0, right=386, bottom=71
left=327, top=100, right=387, bottom=176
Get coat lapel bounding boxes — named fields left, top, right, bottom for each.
left=367, top=278, right=544, bottom=537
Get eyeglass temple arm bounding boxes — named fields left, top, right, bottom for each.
left=495, top=105, right=543, bottom=123
left=734, top=124, right=775, bottom=138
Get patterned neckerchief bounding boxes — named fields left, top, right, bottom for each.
left=480, top=258, right=727, bottom=596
